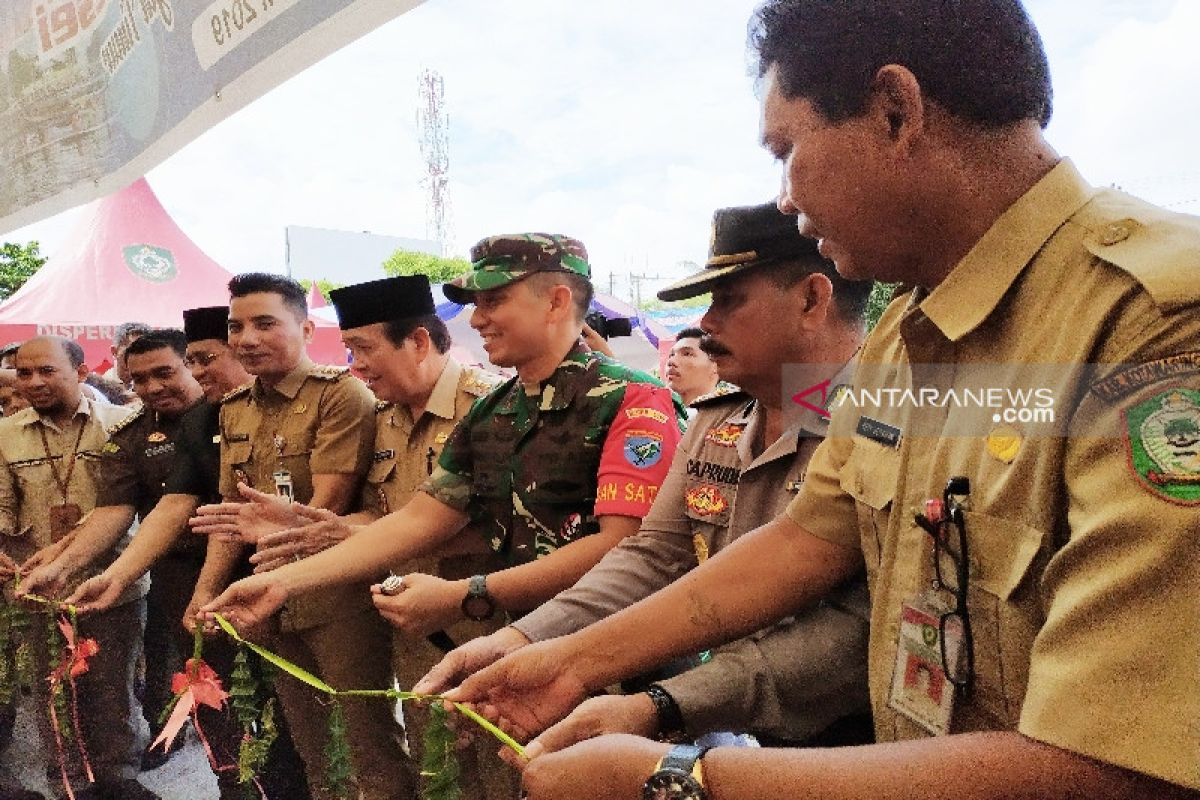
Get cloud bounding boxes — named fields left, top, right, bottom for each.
left=8, top=0, right=1199, bottom=303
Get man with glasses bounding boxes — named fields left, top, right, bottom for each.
left=432, top=1, right=1200, bottom=798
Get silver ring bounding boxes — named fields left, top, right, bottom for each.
left=380, top=574, right=405, bottom=596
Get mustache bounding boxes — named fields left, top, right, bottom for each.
left=699, top=335, right=730, bottom=358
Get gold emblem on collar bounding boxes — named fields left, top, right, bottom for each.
left=147, top=431, right=167, bottom=443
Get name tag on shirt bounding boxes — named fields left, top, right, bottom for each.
left=856, top=415, right=902, bottom=448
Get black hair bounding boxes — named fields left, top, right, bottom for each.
left=381, top=314, right=452, bottom=355
left=124, top=328, right=188, bottom=361
left=676, top=327, right=706, bottom=341
left=228, top=272, right=308, bottom=322
left=528, top=272, right=594, bottom=320
left=63, top=338, right=85, bottom=369
left=749, top=0, right=1052, bottom=128
left=762, top=259, right=874, bottom=323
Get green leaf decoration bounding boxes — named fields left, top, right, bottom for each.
left=323, top=700, right=354, bottom=799
left=213, top=614, right=337, bottom=694
left=420, top=702, right=461, bottom=800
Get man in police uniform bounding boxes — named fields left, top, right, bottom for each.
left=213, top=274, right=406, bottom=800
left=201, top=234, right=684, bottom=673
left=19, top=330, right=207, bottom=759
left=0, top=337, right=158, bottom=800
left=418, top=203, right=874, bottom=750
left=62, top=309, right=308, bottom=800
left=437, top=2, right=1200, bottom=799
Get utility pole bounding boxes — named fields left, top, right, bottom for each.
left=417, top=69, right=451, bottom=254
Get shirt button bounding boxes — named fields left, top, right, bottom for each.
left=1099, top=221, right=1131, bottom=246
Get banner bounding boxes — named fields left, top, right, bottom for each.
left=0, top=0, right=424, bottom=235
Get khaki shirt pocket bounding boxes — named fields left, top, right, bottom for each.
left=839, top=442, right=901, bottom=583
left=959, top=510, right=1046, bottom=728
left=221, top=440, right=254, bottom=497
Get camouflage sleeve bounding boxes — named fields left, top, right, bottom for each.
left=593, top=382, right=683, bottom=517
left=420, top=412, right=476, bottom=512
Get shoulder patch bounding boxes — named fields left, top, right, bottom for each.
left=309, top=364, right=349, bottom=381
left=462, top=367, right=503, bottom=398
left=104, top=405, right=145, bottom=436
left=220, top=383, right=252, bottom=404
left=1123, top=387, right=1200, bottom=505
left=1081, top=192, right=1200, bottom=312
left=375, top=399, right=393, bottom=413
left=690, top=382, right=747, bottom=409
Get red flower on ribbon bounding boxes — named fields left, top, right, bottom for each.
left=49, top=618, right=99, bottom=683
left=152, top=658, right=229, bottom=753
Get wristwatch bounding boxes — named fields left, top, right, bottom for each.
left=642, top=743, right=710, bottom=800
left=460, top=574, right=496, bottom=621
left=645, top=683, right=687, bottom=742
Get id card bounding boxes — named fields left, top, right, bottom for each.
left=887, top=595, right=965, bottom=735
left=273, top=470, right=294, bottom=502
left=49, top=503, right=83, bottom=540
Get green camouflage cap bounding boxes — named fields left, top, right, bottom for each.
left=443, top=233, right=591, bottom=304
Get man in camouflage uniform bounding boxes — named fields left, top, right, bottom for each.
left=202, top=234, right=685, bottom=683
left=417, top=204, right=874, bottom=751
left=208, top=274, right=407, bottom=800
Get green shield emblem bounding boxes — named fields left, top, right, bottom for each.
left=1124, top=387, right=1200, bottom=505
left=122, top=244, right=177, bottom=283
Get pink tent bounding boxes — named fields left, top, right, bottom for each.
left=0, top=179, right=346, bottom=368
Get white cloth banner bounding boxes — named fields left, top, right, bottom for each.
left=0, top=0, right=423, bottom=235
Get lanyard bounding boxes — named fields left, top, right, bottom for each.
left=38, top=419, right=87, bottom=503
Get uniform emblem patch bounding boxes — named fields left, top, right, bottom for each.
left=625, top=407, right=669, bottom=424
left=1125, top=388, right=1200, bottom=504
left=624, top=430, right=664, bottom=469
left=703, top=423, right=743, bottom=448
left=685, top=484, right=728, bottom=517
left=147, top=431, right=167, bottom=443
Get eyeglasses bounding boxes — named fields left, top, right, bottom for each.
left=914, top=476, right=975, bottom=697
left=183, top=351, right=221, bottom=368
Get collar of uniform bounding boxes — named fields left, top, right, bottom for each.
left=918, top=158, right=1097, bottom=342
left=425, top=358, right=463, bottom=421
left=24, top=395, right=92, bottom=430
left=498, top=343, right=590, bottom=415
left=254, top=358, right=313, bottom=401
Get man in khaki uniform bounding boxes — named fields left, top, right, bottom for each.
left=0, top=337, right=158, bottom=800
left=322, top=275, right=517, bottom=799
left=214, top=274, right=407, bottom=800
left=440, top=2, right=1200, bottom=799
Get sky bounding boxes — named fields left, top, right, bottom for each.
left=7, top=0, right=1199, bottom=304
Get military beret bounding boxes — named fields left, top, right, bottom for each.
left=182, top=306, right=230, bottom=344
left=443, top=233, right=591, bottom=304
left=657, top=202, right=823, bottom=302
left=328, top=275, right=436, bottom=330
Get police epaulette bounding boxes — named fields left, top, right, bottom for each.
left=375, top=400, right=392, bottom=413
left=104, top=406, right=145, bottom=436
left=690, top=382, right=747, bottom=409
left=309, top=364, right=349, bottom=381
left=221, top=383, right=253, bottom=404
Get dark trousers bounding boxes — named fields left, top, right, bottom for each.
left=32, top=599, right=147, bottom=790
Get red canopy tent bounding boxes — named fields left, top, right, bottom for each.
left=0, top=179, right=346, bottom=369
